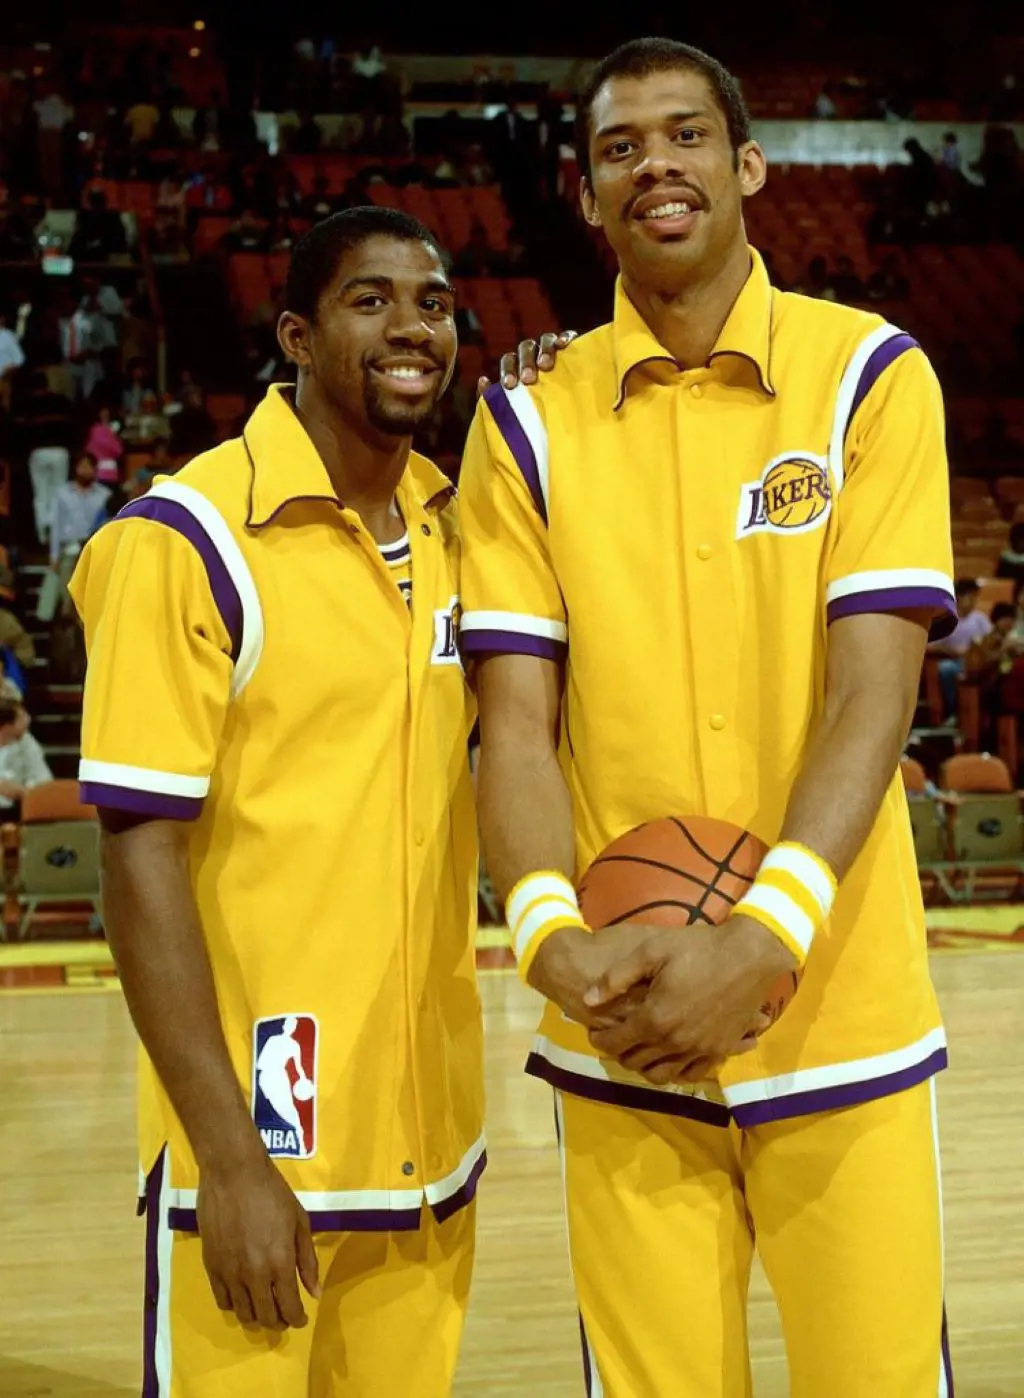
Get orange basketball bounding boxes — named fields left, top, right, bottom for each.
left=578, top=816, right=798, bottom=1027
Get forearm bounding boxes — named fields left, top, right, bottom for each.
left=100, top=816, right=263, bottom=1172
left=780, top=688, right=913, bottom=882
left=477, top=728, right=575, bottom=901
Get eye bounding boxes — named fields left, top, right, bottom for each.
left=675, top=128, right=699, bottom=143
left=354, top=294, right=387, bottom=309
left=606, top=139, right=635, bottom=159
left=422, top=296, right=451, bottom=315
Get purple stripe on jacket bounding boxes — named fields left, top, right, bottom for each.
left=845, top=332, right=919, bottom=439
left=118, top=496, right=243, bottom=660
left=459, top=628, right=567, bottom=661
left=729, top=1047, right=948, bottom=1128
left=79, top=781, right=205, bottom=822
left=827, top=586, right=957, bottom=641
left=431, top=1150, right=488, bottom=1223
left=526, top=1053, right=732, bottom=1128
left=482, top=383, right=547, bottom=522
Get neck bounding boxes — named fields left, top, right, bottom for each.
left=621, top=238, right=752, bottom=369
left=293, top=376, right=410, bottom=535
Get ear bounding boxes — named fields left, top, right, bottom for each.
left=737, top=141, right=768, bottom=200
left=277, top=310, right=312, bottom=367
left=580, top=176, right=602, bottom=228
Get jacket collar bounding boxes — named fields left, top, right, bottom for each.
left=613, top=246, right=776, bottom=409
left=244, top=384, right=455, bottom=528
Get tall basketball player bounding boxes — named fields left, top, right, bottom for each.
left=459, top=38, right=956, bottom=1398
left=72, top=208, right=485, bottom=1397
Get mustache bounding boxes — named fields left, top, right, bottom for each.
left=624, top=184, right=707, bottom=218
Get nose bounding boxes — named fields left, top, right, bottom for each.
left=383, top=298, right=433, bottom=345
left=632, top=134, right=687, bottom=185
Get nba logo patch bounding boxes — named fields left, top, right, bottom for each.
left=252, top=1014, right=319, bottom=1159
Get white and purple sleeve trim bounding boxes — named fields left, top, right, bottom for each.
left=828, top=322, right=920, bottom=493
left=482, top=382, right=550, bottom=523
left=460, top=609, right=568, bottom=661
left=826, top=568, right=957, bottom=639
left=79, top=758, right=210, bottom=821
left=119, top=479, right=264, bottom=699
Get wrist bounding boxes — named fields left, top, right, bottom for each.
left=732, top=841, right=837, bottom=968
left=526, top=923, right=591, bottom=994
left=193, top=1119, right=267, bottom=1178
left=505, top=869, right=589, bottom=985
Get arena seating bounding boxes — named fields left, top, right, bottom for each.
left=367, top=184, right=511, bottom=253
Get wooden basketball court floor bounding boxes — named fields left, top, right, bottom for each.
left=1, top=933, right=1023, bottom=1396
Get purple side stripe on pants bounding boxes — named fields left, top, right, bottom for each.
left=941, top=1305, right=955, bottom=1395
left=579, top=1313, right=596, bottom=1395
left=142, top=1149, right=165, bottom=1398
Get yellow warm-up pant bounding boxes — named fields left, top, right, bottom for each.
left=142, top=1189, right=475, bottom=1397
left=557, top=1080, right=951, bottom=1398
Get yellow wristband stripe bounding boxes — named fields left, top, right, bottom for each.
left=756, top=866, right=823, bottom=928
left=516, top=913, right=585, bottom=985
left=734, top=892, right=810, bottom=966
left=512, top=897, right=583, bottom=963
left=761, top=842, right=837, bottom=910
left=506, top=870, right=578, bottom=931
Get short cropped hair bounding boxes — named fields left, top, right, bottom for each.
left=284, top=207, right=447, bottom=322
left=575, top=37, right=752, bottom=183
left=992, top=602, right=1016, bottom=625
left=954, top=576, right=980, bottom=598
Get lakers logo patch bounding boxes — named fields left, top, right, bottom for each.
left=736, top=453, right=832, bottom=539
left=252, top=1014, right=318, bottom=1159
left=431, top=595, right=463, bottom=668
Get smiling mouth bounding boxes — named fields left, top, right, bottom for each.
left=370, top=363, right=441, bottom=393
left=639, top=200, right=697, bottom=220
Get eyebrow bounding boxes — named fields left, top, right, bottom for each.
left=340, top=273, right=455, bottom=296
left=595, top=109, right=706, bottom=140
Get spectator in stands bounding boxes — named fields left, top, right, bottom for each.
left=0, top=307, right=25, bottom=410
left=275, top=168, right=305, bottom=218
left=122, top=357, right=153, bottom=416
left=0, top=701, right=53, bottom=812
left=192, top=89, right=228, bottom=152
left=995, top=523, right=1024, bottom=586
left=972, top=125, right=1023, bottom=240
left=33, top=84, right=73, bottom=194
left=460, top=142, right=496, bottom=188
left=867, top=251, right=910, bottom=302
left=151, top=102, right=182, bottom=150
left=167, top=369, right=213, bottom=455
left=267, top=211, right=300, bottom=252
left=62, top=289, right=117, bottom=402
left=454, top=223, right=501, bottom=278
left=796, top=255, right=837, bottom=300
left=125, top=97, right=159, bottom=146
left=69, top=189, right=127, bottom=263
left=45, top=450, right=110, bottom=594
left=928, top=576, right=993, bottom=719
left=977, top=411, right=1024, bottom=472
left=302, top=175, right=338, bottom=223
left=813, top=85, right=838, bottom=119
left=17, top=369, right=73, bottom=546
left=84, top=405, right=124, bottom=485
left=0, top=605, right=36, bottom=668
left=221, top=208, right=270, bottom=253
left=291, top=107, right=323, bottom=155
left=939, top=131, right=962, bottom=176
left=832, top=254, right=867, bottom=304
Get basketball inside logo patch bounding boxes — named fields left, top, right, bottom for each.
left=252, top=1014, right=318, bottom=1159
left=736, top=452, right=832, bottom=539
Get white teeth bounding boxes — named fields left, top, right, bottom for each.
left=643, top=201, right=692, bottom=219
left=382, top=366, right=427, bottom=379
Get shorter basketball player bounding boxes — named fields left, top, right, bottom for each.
left=70, top=208, right=487, bottom=1397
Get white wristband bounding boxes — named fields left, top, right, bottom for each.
left=733, top=842, right=837, bottom=966
left=505, top=870, right=587, bottom=982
